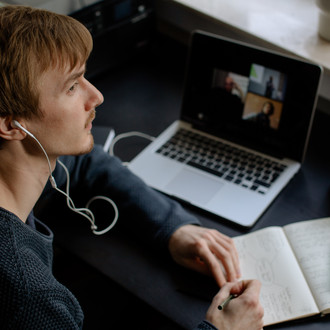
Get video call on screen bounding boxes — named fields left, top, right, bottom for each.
left=210, top=64, right=288, bottom=131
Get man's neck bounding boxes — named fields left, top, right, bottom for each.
left=0, top=146, right=52, bottom=222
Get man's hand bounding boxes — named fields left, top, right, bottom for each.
left=206, top=280, right=264, bottom=330
left=168, top=224, right=241, bottom=286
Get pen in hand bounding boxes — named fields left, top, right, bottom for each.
left=218, top=294, right=237, bottom=310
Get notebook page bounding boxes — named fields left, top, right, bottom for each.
left=234, top=227, right=319, bottom=325
left=284, top=218, right=330, bottom=313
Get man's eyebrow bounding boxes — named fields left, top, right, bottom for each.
left=63, top=68, right=86, bottom=87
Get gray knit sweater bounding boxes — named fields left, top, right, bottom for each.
left=0, top=208, right=83, bottom=329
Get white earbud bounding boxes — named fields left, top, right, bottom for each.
left=12, top=120, right=33, bottom=137
left=11, top=120, right=22, bottom=129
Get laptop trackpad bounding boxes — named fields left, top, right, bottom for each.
left=165, top=168, right=224, bottom=205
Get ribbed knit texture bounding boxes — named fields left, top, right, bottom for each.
left=0, top=208, right=83, bottom=329
left=194, top=320, right=218, bottom=329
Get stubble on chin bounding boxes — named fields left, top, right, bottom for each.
left=76, top=133, right=94, bottom=156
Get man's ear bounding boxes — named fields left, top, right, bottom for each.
left=0, top=117, right=26, bottom=140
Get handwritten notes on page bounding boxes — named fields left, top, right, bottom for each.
left=285, top=218, right=330, bottom=313
left=234, top=226, right=319, bottom=326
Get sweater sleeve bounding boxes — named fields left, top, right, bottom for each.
left=40, top=145, right=200, bottom=249
left=193, top=320, right=218, bottom=329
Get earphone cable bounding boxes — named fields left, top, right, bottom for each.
left=12, top=120, right=118, bottom=235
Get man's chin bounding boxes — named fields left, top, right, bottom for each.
left=74, top=137, right=94, bottom=156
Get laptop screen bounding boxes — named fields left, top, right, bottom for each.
left=181, top=31, right=322, bottom=162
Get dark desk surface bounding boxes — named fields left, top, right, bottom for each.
left=47, top=35, right=330, bottom=329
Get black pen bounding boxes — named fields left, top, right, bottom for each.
left=218, top=294, right=236, bottom=310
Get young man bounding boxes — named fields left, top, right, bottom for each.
left=0, top=5, right=264, bottom=329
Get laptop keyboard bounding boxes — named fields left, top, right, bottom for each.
left=156, top=128, right=287, bottom=195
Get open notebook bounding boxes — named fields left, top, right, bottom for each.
left=128, top=30, right=322, bottom=227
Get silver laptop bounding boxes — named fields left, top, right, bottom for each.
left=128, top=30, right=322, bottom=227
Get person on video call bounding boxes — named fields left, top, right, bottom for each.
left=265, top=76, right=274, bottom=98
left=0, top=5, right=263, bottom=329
left=247, top=101, right=275, bottom=129
left=256, top=101, right=275, bottom=128
left=209, top=75, right=245, bottom=124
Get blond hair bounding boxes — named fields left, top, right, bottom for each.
left=0, top=5, right=93, bottom=119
